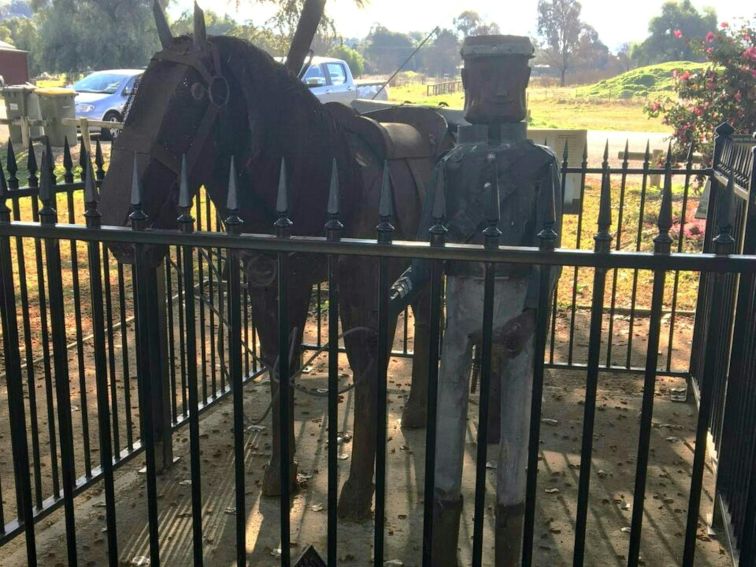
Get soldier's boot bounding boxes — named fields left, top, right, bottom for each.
left=431, top=496, right=463, bottom=567
left=495, top=502, right=525, bottom=567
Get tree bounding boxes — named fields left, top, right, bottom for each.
left=35, top=0, right=162, bottom=74
left=617, top=43, right=633, bottom=72
left=0, top=16, right=41, bottom=74
left=363, top=25, right=415, bottom=74
left=453, top=10, right=500, bottom=39
left=632, top=1, right=717, bottom=65
left=421, top=28, right=459, bottom=77
left=644, top=21, right=755, bottom=160
left=329, top=43, right=365, bottom=76
left=537, top=0, right=583, bottom=86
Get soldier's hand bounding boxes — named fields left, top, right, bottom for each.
left=469, top=309, right=536, bottom=357
left=498, top=309, right=536, bottom=357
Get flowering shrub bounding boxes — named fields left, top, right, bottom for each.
left=644, top=21, right=755, bottom=161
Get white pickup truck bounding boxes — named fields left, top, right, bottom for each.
left=299, top=56, right=388, bottom=104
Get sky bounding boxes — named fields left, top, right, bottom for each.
left=172, top=0, right=754, bottom=51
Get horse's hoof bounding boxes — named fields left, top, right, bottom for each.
left=261, top=460, right=298, bottom=497
left=401, top=402, right=427, bottom=429
left=337, top=478, right=374, bottom=522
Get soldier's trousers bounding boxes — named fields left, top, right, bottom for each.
left=434, top=275, right=534, bottom=508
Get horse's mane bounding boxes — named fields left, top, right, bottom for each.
left=212, top=35, right=339, bottom=148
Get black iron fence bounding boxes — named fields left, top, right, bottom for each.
left=0, top=125, right=754, bottom=566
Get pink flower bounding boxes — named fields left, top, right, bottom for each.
left=673, top=29, right=683, bottom=38
left=706, top=31, right=715, bottom=42
left=743, top=46, right=756, bottom=61
left=693, top=106, right=703, bottom=116
left=735, top=91, right=742, bottom=102
left=720, top=22, right=729, bottom=29
left=679, top=70, right=691, bottom=81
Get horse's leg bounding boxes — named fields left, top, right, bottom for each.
left=246, top=275, right=312, bottom=497
left=401, top=288, right=430, bottom=429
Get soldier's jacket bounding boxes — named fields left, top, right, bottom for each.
left=395, top=126, right=563, bottom=310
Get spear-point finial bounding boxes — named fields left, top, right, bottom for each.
left=377, top=160, right=394, bottom=243
left=685, top=142, right=694, bottom=167
left=621, top=139, right=629, bottom=169
left=378, top=160, right=393, bottom=219
left=276, top=157, right=288, bottom=214
left=562, top=140, right=569, bottom=168
left=84, top=157, right=98, bottom=205
left=226, top=156, right=239, bottom=212
left=325, top=158, right=343, bottom=241
left=595, top=167, right=613, bottom=250
left=62, top=137, right=74, bottom=183
left=95, top=140, right=105, bottom=180
left=429, top=164, right=448, bottom=247
left=643, top=140, right=651, bottom=166
left=225, top=156, right=243, bottom=234
left=664, top=141, right=672, bottom=169
left=177, top=155, right=194, bottom=231
left=327, top=158, right=340, bottom=216
left=581, top=141, right=588, bottom=166
left=130, top=153, right=141, bottom=207
left=38, top=150, right=57, bottom=224
left=602, top=139, right=609, bottom=168
left=274, top=156, right=292, bottom=238
left=27, top=139, right=38, bottom=187
left=654, top=167, right=673, bottom=252
left=178, top=155, right=191, bottom=210
left=78, top=138, right=87, bottom=181
left=129, top=154, right=148, bottom=229
left=0, top=161, right=8, bottom=220
left=713, top=171, right=736, bottom=254
left=6, top=139, right=18, bottom=190
left=44, top=136, right=55, bottom=179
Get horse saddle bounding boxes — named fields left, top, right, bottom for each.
left=325, top=103, right=452, bottom=237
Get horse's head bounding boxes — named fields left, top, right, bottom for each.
left=100, top=2, right=239, bottom=260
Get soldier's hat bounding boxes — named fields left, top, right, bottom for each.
left=460, top=35, right=535, bottom=59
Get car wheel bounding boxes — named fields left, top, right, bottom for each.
left=100, top=111, right=122, bottom=142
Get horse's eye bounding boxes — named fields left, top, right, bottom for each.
left=191, top=82, right=206, bottom=101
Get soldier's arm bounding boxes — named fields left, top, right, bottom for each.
left=523, top=157, right=563, bottom=310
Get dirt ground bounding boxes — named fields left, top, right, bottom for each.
left=0, top=304, right=731, bottom=567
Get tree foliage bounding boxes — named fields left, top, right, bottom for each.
left=363, top=25, right=415, bottom=74
left=453, top=10, right=500, bottom=39
left=0, top=16, right=41, bottom=74
left=644, top=21, right=756, bottom=160
left=329, top=43, right=364, bottom=76
left=537, top=0, right=584, bottom=86
left=632, top=1, right=716, bottom=66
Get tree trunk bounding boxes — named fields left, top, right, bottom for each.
left=285, top=0, right=327, bottom=77
left=560, top=67, right=566, bottom=87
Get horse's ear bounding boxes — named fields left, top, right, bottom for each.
left=153, top=0, right=173, bottom=49
left=194, top=1, right=207, bottom=47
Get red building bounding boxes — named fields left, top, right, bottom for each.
left=0, top=40, right=29, bottom=85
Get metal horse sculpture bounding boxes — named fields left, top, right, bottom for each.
left=99, top=3, right=449, bottom=520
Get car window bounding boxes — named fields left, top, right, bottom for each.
left=326, top=63, right=347, bottom=86
left=73, top=73, right=131, bottom=94
left=304, top=65, right=325, bottom=81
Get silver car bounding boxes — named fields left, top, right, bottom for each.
left=73, top=69, right=142, bottom=140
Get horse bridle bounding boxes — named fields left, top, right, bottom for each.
left=116, top=40, right=230, bottom=179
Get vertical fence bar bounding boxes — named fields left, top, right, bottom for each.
left=178, top=157, right=204, bottom=566
left=627, top=167, right=673, bottom=566
left=207, top=196, right=217, bottom=398
left=606, top=140, right=630, bottom=368
left=325, top=160, right=343, bottom=567
left=83, top=159, right=118, bottom=566
left=130, top=156, right=161, bottom=567
left=573, top=166, right=613, bottom=565
left=103, top=247, right=121, bottom=455
left=567, top=143, right=588, bottom=366
left=626, top=142, right=652, bottom=369
left=374, top=162, right=394, bottom=566
left=39, top=150, right=78, bottom=565
left=522, top=177, right=559, bottom=567
left=28, top=144, right=61, bottom=498
left=8, top=141, right=44, bottom=510
left=472, top=165, right=501, bottom=567
left=225, top=158, right=247, bottom=566
left=421, top=168, right=447, bottom=567
left=0, top=155, right=37, bottom=566
left=117, top=262, right=134, bottom=451
left=175, top=246, right=188, bottom=418
left=682, top=173, right=736, bottom=566
left=196, top=192, right=208, bottom=401
left=275, top=158, right=293, bottom=567
left=549, top=141, right=568, bottom=364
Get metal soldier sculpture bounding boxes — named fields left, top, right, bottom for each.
left=390, top=35, right=562, bottom=566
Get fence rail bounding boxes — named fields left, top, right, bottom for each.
left=0, top=124, right=754, bottom=566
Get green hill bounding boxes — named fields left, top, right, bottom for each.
left=577, top=61, right=707, bottom=99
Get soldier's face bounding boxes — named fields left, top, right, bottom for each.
left=462, top=55, right=531, bottom=124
